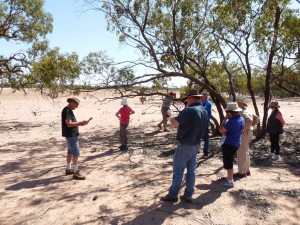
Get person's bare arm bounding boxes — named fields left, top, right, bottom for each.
left=275, top=113, right=285, bottom=127
left=130, top=110, right=135, bottom=114
left=115, top=112, right=120, bottom=118
left=170, top=117, right=179, bottom=127
left=65, top=118, right=88, bottom=127
left=219, top=118, right=228, bottom=134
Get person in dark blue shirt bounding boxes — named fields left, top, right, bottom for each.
left=200, top=92, right=212, bottom=158
left=219, top=102, right=244, bottom=188
left=161, top=90, right=208, bottom=203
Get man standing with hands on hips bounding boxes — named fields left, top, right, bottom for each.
left=62, top=97, right=91, bottom=180
left=160, top=90, right=208, bottom=203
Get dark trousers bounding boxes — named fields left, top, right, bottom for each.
left=269, top=133, right=280, bottom=155
left=120, top=124, right=129, bottom=146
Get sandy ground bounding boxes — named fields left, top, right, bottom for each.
left=0, top=88, right=299, bottom=225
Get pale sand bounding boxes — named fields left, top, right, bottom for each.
left=0, top=88, right=299, bottom=225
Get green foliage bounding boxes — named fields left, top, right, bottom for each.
left=30, top=48, right=81, bottom=98
left=0, top=0, right=53, bottom=42
left=0, top=0, right=53, bottom=91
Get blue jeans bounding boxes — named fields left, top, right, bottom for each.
left=202, top=127, right=210, bottom=155
left=168, top=143, right=200, bottom=198
left=66, top=136, right=80, bottom=157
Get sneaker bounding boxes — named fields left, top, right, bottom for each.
left=73, top=170, right=86, bottom=180
left=180, top=195, right=193, bottom=203
left=65, top=169, right=74, bottom=175
left=220, top=179, right=234, bottom=188
left=160, top=194, right=178, bottom=202
left=271, top=154, right=280, bottom=160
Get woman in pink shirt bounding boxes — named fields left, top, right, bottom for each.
left=115, top=98, right=135, bottom=151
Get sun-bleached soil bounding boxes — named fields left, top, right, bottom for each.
left=0, top=88, right=299, bottom=225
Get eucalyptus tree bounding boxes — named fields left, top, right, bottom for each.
left=29, top=48, right=81, bottom=98
left=0, top=0, right=53, bottom=90
left=211, top=0, right=300, bottom=133
left=82, top=0, right=230, bottom=127
left=81, top=0, right=300, bottom=134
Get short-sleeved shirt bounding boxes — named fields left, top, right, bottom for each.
left=118, top=106, right=133, bottom=124
left=175, top=103, right=208, bottom=146
left=240, top=108, right=253, bottom=130
left=61, top=107, right=79, bottom=137
left=224, top=114, right=244, bottom=148
left=162, top=97, right=172, bottom=109
left=202, top=99, right=212, bottom=121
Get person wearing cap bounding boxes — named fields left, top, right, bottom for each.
left=199, top=92, right=212, bottom=159
left=115, top=98, right=135, bottom=151
left=160, top=90, right=208, bottom=203
left=61, top=97, right=91, bottom=180
left=267, top=101, right=285, bottom=160
left=235, top=98, right=254, bottom=178
left=157, top=91, right=176, bottom=132
left=219, top=102, right=244, bottom=188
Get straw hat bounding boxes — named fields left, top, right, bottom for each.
left=269, top=101, right=280, bottom=108
left=236, top=98, right=248, bottom=107
left=225, top=102, right=242, bottom=112
left=121, top=98, right=128, bottom=105
left=67, top=97, right=80, bottom=104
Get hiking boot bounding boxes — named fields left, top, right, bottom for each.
left=233, top=172, right=247, bottom=178
left=65, top=169, right=74, bottom=175
left=157, top=124, right=162, bottom=129
left=163, top=129, right=169, bottom=132
left=220, top=179, right=234, bottom=188
left=73, top=170, right=86, bottom=180
left=246, top=171, right=251, bottom=176
left=201, top=154, right=208, bottom=159
left=120, top=145, right=128, bottom=151
left=180, top=195, right=193, bottom=203
left=160, top=194, right=178, bottom=202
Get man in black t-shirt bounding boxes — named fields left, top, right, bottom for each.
left=61, top=97, right=90, bottom=180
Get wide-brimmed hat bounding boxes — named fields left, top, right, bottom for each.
left=225, top=102, right=242, bottom=112
left=121, top=98, right=128, bottom=105
left=185, top=90, right=203, bottom=98
left=236, top=98, right=248, bottom=107
left=67, top=97, right=80, bottom=104
left=200, top=92, right=208, bottom=96
left=269, top=101, right=280, bottom=108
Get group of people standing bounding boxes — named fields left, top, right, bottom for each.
left=61, top=91, right=285, bottom=203
left=159, top=91, right=285, bottom=202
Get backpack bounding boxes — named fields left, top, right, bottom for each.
left=252, top=114, right=260, bottom=126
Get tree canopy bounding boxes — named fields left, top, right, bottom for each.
left=81, top=0, right=300, bottom=134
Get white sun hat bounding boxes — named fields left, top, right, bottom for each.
left=121, top=98, right=128, bottom=105
left=225, top=102, right=242, bottom=112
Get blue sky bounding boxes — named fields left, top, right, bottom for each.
left=0, top=0, right=137, bottom=61
left=0, top=0, right=187, bottom=87
left=43, top=0, right=136, bottom=61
